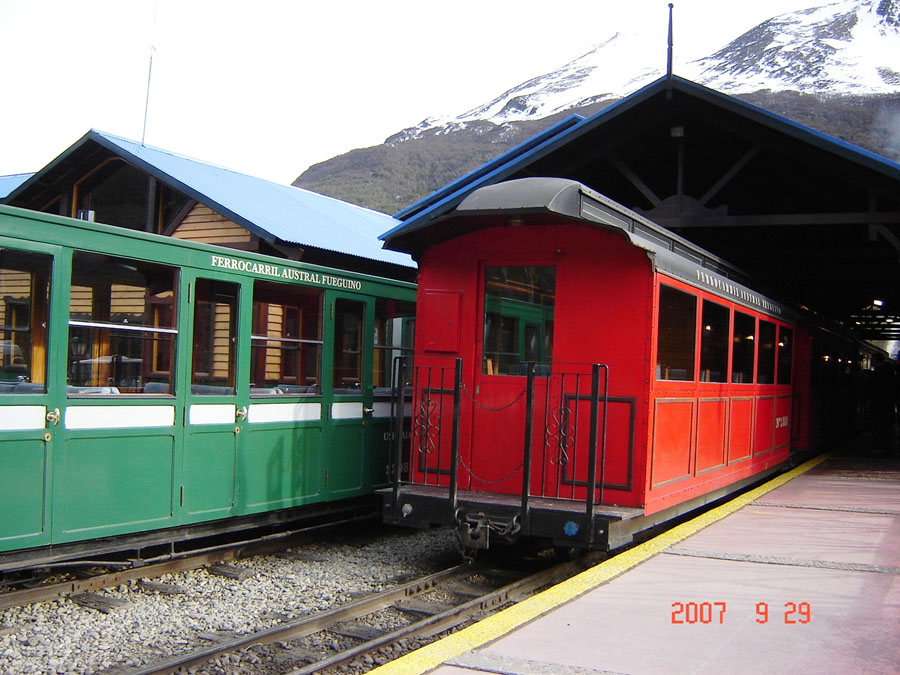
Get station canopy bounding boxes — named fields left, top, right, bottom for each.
left=386, top=76, right=900, bottom=342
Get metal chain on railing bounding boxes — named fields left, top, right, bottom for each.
left=460, top=383, right=526, bottom=412
left=456, top=376, right=527, bottom=483
left=456, top=453, right=524, bottom=485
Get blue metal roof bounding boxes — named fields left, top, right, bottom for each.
left=382, top=75, right=900, bottom=248
left=0, top=173, right=33, bottom=200
left=7, top=131, right=414, bottom=269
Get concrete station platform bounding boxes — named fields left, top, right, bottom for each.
left=374, top=450, right=900, bottom=674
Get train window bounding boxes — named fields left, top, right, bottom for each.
left=68, top=252, right=177, bottom=394
left=700, top=300, right=729, bottom=382
left=333, top=299, right=364, bottom=395
left=250, top=281, right=323, bottom=396
left=731, top=311, right=756, bottom=383
left=656, top=285, right=696, bottom=381
left=777, top=326, right=793, bottom=385
left=191, top=279, right=237, bottom=395
left=482, top=266, right=555, bottom=376
left=757, top=320, right=777, bottom=384
left=0, top=249, right=51, bottom=393
left=374, top=298, right=415, bottom=396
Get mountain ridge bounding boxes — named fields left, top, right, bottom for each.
left=294, top=0, right=900, bottom=214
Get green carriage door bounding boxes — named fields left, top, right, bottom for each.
left=182, top=274, right=249, bottom=521
left=243, top=278, right=325, bottom=511
left=55, top=252, right=180, bottom=542
left=371, top=297, right=415, bottom=487
left=0, top=244, right=60, bottom=552
left=325, top=294, right=374, bottom=496
left=326, top=294, right=415, bottom=496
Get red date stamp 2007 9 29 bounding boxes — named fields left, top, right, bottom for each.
left=671, top=602, right=811, bottom=624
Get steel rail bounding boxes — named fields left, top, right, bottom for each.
left=133, top=552, right=603, bottom=674
left=0, top=514, right=374, bottom=611
left=287, top=553, right=602, bottom=675
left=128, top=564, right=473, bottom=675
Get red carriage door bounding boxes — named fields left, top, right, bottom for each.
left=470, top=265, right=556, bottom=495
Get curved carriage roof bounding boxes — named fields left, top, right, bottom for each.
left=4, top=130, right=414, bottom=270
left=418, top=176, right=792, bottom=320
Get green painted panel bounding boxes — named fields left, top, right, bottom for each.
left=183, top=429, right=235, bottom=519
left=240, top=426, right=322, bottom=510
left=0, top=438, right=47, bottom=548
left=364, top=417, right=393, bottom=490
left=325, top=424, right=364, bottom=496
left=54, top=434, right=175, bottom=538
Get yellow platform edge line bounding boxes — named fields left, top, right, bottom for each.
left=371, top=453, right=830, bottom=675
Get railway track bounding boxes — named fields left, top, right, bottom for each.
left=126, top=551, right=604, bottom=674
left=0, top=514, right=385, bottom=613
left=0, top=550, right=247, bottom=614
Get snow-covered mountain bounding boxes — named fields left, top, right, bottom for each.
left=409, top=0, right=900, bottom=136
left=694, top=0, right=900, bottom=94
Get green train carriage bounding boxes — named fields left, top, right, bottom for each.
left=0, top=204, right=415, bottom=569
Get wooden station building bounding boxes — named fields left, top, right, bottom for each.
left=2, top=129, right=415, bottom=281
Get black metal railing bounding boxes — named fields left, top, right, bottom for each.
left=525, top=363, right=610, bottom=519
left=390, top=356, right=462, bottom=516
left=390, top=357, right=616, bottom=524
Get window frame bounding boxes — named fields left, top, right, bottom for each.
left=480, top=263, right=556, bottom=377
left=0, top=248, right=53, bottom=393
left=249, top=279, right=324, bottom=397
left=699, top=298, right=730, bottom=383
left=68, top=251, right=179, bottom=396
left=373, top=297, right=415, bottom=397
left=654, top=276, right=793, bottom=388
left=656, top=283, right=699, bottom=382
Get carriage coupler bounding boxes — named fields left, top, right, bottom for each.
left=457, top=511, right=490, bottom=554
left=456, top=511, right=522, bottom=553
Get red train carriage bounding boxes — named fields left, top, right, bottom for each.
left=381, top=177, right=840, bottom=552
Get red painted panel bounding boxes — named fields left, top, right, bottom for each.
left=755, top=396, right=774, bottom=454
left=696, top=398, right=727, bottom=473
left=467, top=379, right=529, bottom=494
left=597, top=398, right=634, bottom=489
left=420, top=291, right=461, bottom=353
left=651, top=400, right=693, bottom=487
left=728, top=397, right=753, bottom=463
left=774, top=395, right=792, bottom=448
left=538, top=396, right=635, bottom=500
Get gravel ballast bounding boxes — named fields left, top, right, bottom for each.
left=0, top=525, right=457, bottom=674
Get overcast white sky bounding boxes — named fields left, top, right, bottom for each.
left=0, top=0, right=826, bottom=184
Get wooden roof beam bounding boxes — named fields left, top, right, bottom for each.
left=699, top=145, right=761, bottom=206
left=869, top=224, right=900, bottom=262
left=606, top=150, right=661, bottom=206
